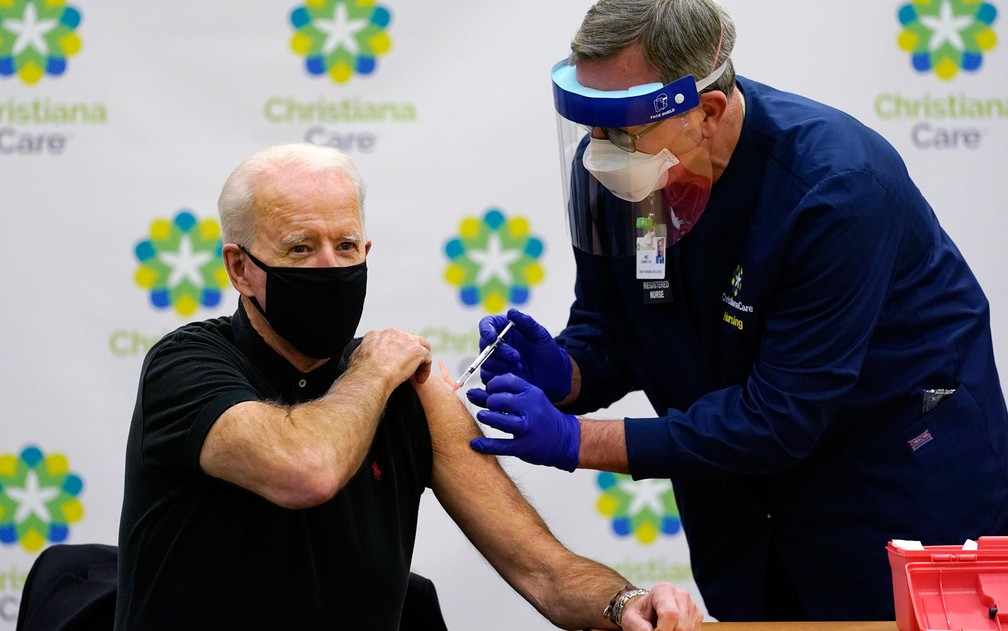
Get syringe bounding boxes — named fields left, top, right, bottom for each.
left=455, top=320, right=515, bottom=389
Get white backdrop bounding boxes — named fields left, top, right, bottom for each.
left=0, top=1, right=1005, bottom=628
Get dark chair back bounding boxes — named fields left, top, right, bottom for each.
left=16, top=543, right=117, bottom=631
left=401, top=571, right=449, bottom=631
left=15, top=542, right=448, bottom=630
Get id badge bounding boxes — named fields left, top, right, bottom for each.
left=636, top=224, right=667, bottom=280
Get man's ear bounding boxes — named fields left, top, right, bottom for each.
left=698, top=90, right=729, bottom=138
left=222, top=243, right=254, bottom=297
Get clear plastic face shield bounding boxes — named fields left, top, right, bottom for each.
left=552, top=58, right=728, bottom=266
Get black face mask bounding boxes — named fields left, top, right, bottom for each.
left=240, top=246, right=367, bottom=360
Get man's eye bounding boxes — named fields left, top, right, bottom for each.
left=339, top=241, right=358, bottom=251
left=290, top=245, right=309, bottom=254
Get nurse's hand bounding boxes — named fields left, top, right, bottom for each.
left=467, top=374, right=580, bottom=472
left=476, top=308, right=573, bottom=403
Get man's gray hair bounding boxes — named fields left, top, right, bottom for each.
left=217, top=143, right=368, bottom=247
left=570, top=0, right=736, bottom=98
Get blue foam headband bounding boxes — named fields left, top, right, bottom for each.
left=551, top=59, right=701, bottom=127
left=552, top=58, right=701, bottom=126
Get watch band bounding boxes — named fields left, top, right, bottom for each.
left=603, top=585, right=650, bottom=627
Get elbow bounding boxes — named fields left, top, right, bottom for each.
left=272, top=480, right=337, bottom=510
left=267, top=452, right=350, bottom=509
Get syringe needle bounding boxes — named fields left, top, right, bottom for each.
left=455, top=321, right=515, bottom=389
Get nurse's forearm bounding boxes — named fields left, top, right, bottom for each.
left=577, top=418, right=630, bottom=473
left=555, top=354, right=582, bottom=408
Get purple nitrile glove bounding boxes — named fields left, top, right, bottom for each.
left=476, top=308, right=573, bottom=403
left=467, top=373, right=580, bottom=472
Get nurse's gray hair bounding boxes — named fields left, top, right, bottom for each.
left=218, top=143, right=368, bottom=248
left=570, top=0, right=736, bottom=98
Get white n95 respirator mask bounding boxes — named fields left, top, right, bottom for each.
left=582, top=137, right=680, bottom=203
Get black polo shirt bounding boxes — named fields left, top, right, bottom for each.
left=115, top=302, right=433, bottom=630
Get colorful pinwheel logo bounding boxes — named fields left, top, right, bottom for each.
left=0, top=0, right=83, bottom=85
left=289, top=0, right=392, bottom=83
left=731, top=265, right=743, bottom=297
left=0, top=446, right=84, bottom=552
left=597, top=472, right=682, bottom=544
left=444, top=208, right=546, bottom=313
left=134, top=210, right=229, bottom=317
left=898, top=0, right=998, bottom=80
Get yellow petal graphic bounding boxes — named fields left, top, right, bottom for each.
left=329, top=60, right=353, bottom=83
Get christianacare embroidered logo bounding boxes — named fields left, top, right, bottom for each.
left=731, top=265, right=743, bottom=297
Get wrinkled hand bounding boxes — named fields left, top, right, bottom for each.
left=477, top=308, right=573, bottom=403
left=352, top=329, right=432, bottom=388
left=620, top=583, right=704, bottom=631
left=467, top=373, right=580, bottom=472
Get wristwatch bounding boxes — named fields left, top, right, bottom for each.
left=603, top=584, right=650, bottom=627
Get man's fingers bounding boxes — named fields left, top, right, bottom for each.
left=616, top=593, right=656, bottom=631
left=413, top=357, right=432, bottom=384
left=632, top=584, right=702, bottom=631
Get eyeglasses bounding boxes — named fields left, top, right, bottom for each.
left=582, top=119, right=666, bottom=153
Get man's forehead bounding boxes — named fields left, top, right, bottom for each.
left=259, top=166, right=355, bottom=199
left=575, top=44, right=659, bottom=90
left=253, top=173, right=360, bottom=219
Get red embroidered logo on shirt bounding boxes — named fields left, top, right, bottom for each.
left=908, top=429, right=933, bottom=452
left=371, top=460, right=382, bottom=480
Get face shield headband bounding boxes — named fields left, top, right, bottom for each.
left=552, top=58, right=727, bottom=129
left=551, top=58, right=729, bottom=260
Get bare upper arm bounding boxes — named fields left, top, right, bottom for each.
left=412, top=378, right=564, bottom=591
